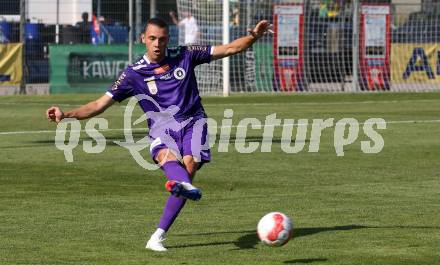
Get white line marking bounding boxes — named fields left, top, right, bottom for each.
left=203, top=99, right=440, bottom=106
left=0, top=102, right=83, bottom=107
left=1, top=119, right=440, bottom=136
left=0, top=98, right=440, bottom=107
left=0, top=128, right=147, bottom=135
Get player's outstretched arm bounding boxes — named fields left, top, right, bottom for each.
left=46, top=94, right=115, bottom=123
left=211, top=20, right=272, bottom=61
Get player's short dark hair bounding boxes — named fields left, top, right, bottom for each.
left=144, top=18, right=169, bottom=32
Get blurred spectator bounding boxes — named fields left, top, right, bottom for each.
left=91, top=14, right=102, bottom=44
left=0, top=28, right=9, bottom=43
left=169, top=10, right=199, bottom=45
left=0, top=21, right=10, bottom=43
left=232, top=7, right=240, bottom=26
left=76, top=12, right=91, bottom=43
left=98, top=16, right=105, bottom=24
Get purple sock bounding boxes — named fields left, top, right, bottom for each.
left=158, top=161, right=191, bottom=232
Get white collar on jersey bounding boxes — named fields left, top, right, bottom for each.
left=142, top=54, right=151, bottom=64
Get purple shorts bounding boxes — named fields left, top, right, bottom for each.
left=149, top=116, right=211, bottom=165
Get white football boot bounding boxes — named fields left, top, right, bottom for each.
left=146, top=229, right=167, bottom=252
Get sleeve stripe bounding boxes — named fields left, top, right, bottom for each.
left=210, top=46, right=215, bottom=55
left=105, top=91, right=114, bottom=98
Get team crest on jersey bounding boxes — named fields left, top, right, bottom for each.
left=144, top=77, right=158, bottom=95
left=173, top=67, right=186, bottom=80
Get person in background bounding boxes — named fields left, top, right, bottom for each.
left=76, top=12, right=91, bottom=43
left=169, top=10, right=200, bottom=45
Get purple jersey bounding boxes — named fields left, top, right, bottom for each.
left=106, top=45, right=213, bottom=126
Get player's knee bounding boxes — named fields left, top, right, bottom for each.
left=186, top=164, right=197, bottom=179
left=183, top=157, right=199, bottom=179
left=155, top=149, right=178, bottom=166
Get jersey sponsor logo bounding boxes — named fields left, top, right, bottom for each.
left=154, top=64, right=170, bottom=74
left=112, top=72, right=127, bottom=90
left=144, top=77, right=158, bottom=95
left=173, top=67, right=186, bottom=80
left=160, top=73, right=172, bottom=80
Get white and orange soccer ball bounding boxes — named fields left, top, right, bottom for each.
left=257, top=212, right=293, bottom=246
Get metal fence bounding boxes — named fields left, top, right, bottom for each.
left=0, top=0, right=439, bottom=95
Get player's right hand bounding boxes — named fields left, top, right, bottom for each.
left=248, top=20, right=273, bottom=39
left=46, top=106, right=64, bottom=123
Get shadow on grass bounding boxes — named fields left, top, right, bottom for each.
left=169, top=225, right=365, bottom=250
left=169, top=224, right=440, bottom=250
left=218, top=135, right=310, bottom=145
left=232, top=225, right=368, bottom=250
left=284, top=258, right=328, bottom=264
left=294, top=224, right=367, bottom=239
left=167, top=229, right=254, bottom=249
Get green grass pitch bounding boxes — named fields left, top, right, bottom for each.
left=1, top=92, right=440, bottom=264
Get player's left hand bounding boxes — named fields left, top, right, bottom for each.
left=248, top=20, right=273, bottom=39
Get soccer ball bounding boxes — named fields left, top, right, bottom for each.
left=257, top=212, right=293, bottom=246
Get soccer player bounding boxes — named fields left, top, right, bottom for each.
left=46, top=18, right=272, bottom=251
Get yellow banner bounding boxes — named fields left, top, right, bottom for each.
left=0, top=43, right=23, bottom=85
left=391, top=43, right=440, bottom=84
